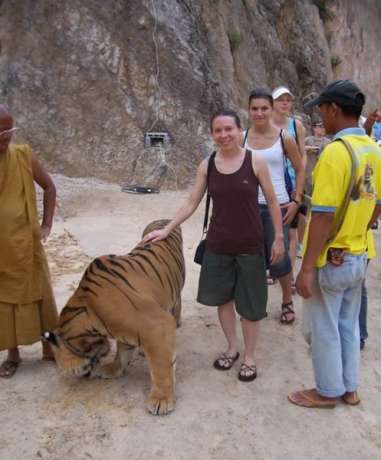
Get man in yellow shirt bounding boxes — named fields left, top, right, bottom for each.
left=288, top=81, right=381, bottom=408
left=0, top=105, right=58, bottom=377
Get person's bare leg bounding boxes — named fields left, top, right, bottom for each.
left=0, top=347, right=21, bottom=377
left=279, top=272, right=293, bottom=304
left=241, top=318, right=260, bottom=366
left=278, top=272, right=295, bottom=322
left=217, top=301, right=238, bottom=356
left=297, top=214, right=306, bottom=243
left=289, top=228, right=298, bottom=272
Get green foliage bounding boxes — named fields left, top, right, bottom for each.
left=331, top=54, right=342, bottom=67
left=227, top=30, right=242, bottom=52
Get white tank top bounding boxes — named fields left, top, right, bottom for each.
left=244, top=132, right=290, bottom=205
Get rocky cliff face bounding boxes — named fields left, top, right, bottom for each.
left=0, top=0, right=380, bottom=187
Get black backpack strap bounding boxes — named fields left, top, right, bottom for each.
left=293, top=118, right=299, bottom=146
left=202, top=151, right=216, bottom=234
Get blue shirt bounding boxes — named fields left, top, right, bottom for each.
left=286, top=118, right=298, bottom=187
left=372, top=122, right=381, bottom=141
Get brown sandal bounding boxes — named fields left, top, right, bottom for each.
left=288, top=389, right=338, bottom=408
left=342, top=391, right=360, bottom=406
left=280, top=302, right=295, bottom=324
left=0, top=360, right=21, bottom=378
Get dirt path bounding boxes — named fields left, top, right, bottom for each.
left=1, top=176, right=380, bottom=460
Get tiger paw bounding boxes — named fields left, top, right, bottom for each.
left=146, top=391, right=175, bottom=415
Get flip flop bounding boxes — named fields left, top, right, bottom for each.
left=280, top=302, right=295, bottom=324
left=342, top=391, right=361, bottom=406
left=288, top=389, right=338, bottom=408
left=0, top=360, right=21, bottom=378
left=238, top=363, right=257, bottom=382
left=213, top=352, right=240, bottom=371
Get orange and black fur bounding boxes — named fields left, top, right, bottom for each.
left=44, top=220, right=185, bottom=415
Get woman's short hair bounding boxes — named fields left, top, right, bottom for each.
left=248, top=88, right=273, bottom=107
left=210, top=109, right=241, bottom=132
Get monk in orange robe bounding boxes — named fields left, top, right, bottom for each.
left=0, top=105, right=58, bottom=377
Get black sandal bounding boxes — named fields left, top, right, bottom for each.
left=280, top=302, right=295, bottom=324
left=213, top=352, right=240, bottom=371
left=238, top=363, right=257, bottom=382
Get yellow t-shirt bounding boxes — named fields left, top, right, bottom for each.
left=304, top=129, right=381, bottom=267
left=366, top=229, right=376, bottom=260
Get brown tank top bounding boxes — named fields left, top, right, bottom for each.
left=206, top=150, right=264, bottom=254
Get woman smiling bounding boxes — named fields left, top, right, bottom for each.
left=143, top=109, right=283, bottom=382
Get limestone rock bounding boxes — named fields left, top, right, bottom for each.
left=0, top=0, right=379, bottom=187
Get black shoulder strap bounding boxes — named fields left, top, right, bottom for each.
left=293, top=118, right=299, bottom=146
left=242, top=129, right=249, bottom=148
left=279, top=129, right=286, bottom=156
left=202, top=151, right=216, bottom=234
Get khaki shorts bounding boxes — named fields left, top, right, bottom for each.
left=197, top=250, right=268, bottom=321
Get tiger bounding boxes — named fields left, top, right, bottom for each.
left=43, top=219, right=185, bottom=415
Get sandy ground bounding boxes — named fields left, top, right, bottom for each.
left=1, top=175, right=381, bottom=460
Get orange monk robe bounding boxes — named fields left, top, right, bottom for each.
left=0, top=144, right=57, bottom=350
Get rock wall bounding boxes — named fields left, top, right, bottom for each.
left=323, top=0, right=381, bottom=104
left=0, top=0, right=380, bottom=187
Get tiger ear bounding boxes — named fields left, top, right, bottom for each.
left=42, top=331, right=59, bottom=347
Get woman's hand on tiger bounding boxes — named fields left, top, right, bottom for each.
left=142, top=228, right=170, bottom=243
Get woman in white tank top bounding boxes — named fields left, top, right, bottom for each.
left=242, top=88, right=305, bottom=325
left=272, top=86, right=307, bottom=289
left=244, top=133, right=290, bottom=205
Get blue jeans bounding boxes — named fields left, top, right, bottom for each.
left=303, top=253, right=367, bottom=397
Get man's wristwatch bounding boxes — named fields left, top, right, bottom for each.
left=292, top=199, right=301, bottom=206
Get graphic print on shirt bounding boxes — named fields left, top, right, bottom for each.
left=351, top=163, right=375, bottom=201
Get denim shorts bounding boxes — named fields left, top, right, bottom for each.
left=259, top=205, right=292, bottom=278
left=197, top=250, right=268, bottom=322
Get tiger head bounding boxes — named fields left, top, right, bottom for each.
left=43, top=304, right=111, bottom=378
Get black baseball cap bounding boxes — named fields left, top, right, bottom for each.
left=304, top=80, right=365, bottom=109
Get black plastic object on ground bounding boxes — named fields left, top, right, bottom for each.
left=121, top=185, right=160, bottom=194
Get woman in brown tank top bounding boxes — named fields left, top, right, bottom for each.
left=143, top=110, right=284, bottom=382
